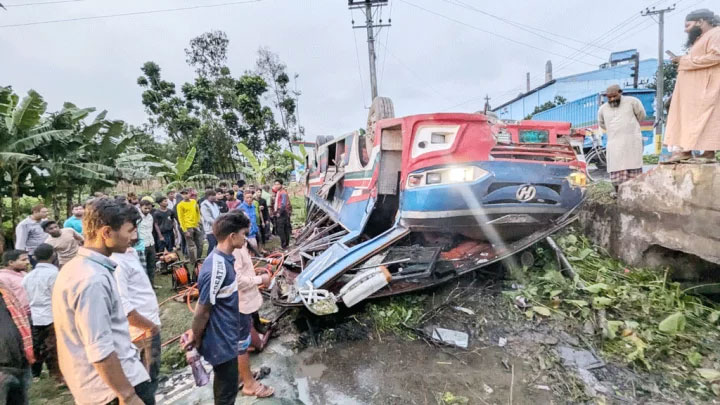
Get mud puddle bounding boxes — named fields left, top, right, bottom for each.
left=294, top=338, right=554, bottom=405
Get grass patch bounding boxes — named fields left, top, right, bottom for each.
left=586, top=181, right=615, bottom=204
left=367, top=295, right=426, bottom=339
left=506, top=231, right=720, bottom=400
left=290, top=195, right=306, bottom=228
left=643, top=154, right=660, bottom=165
left=155, top=272, right=193, bottom=374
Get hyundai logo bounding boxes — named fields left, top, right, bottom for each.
left=516, top=185, right=536, bottom=202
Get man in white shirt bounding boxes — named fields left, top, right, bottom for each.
left=111, top=245, right=161, bottom=401
left=200, top=189, right=221, bottom=253
left=52, top=198, right=150, bottom=405
left=21, top=244, right=61, bottom=382
left=138, top=200, right=158, bottom=285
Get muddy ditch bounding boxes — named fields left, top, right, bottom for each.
left=155, top=228, right=720, bottom=404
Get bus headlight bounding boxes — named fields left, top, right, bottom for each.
left=407, top=166, right=489, bottom=188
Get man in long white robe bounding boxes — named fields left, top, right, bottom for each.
left=664, top=9, right=720, bottom=163
left=598, top=85, right=647, bottom=191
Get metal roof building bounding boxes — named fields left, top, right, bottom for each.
left=493, top=55, right=659, bottom=121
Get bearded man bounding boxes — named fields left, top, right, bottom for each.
left=598, top=85, right=647, bottom=191
left=664, top=9, right=720, bottom=163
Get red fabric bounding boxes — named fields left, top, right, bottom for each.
left=0, top=281, right=35, bottom=364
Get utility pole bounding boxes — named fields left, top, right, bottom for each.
left=642, top=4, right=675, bottom=155
left=349, top=0, right=391, bottom=101
left=483, top=95, right=491, bottom=115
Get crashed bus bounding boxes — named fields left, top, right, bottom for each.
left=271, top=99, right=587, bottom=315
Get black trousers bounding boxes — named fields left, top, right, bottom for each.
left=106, top=379, right=155, bottom=405
left=144, top=245, right=157, bottom=285
left=30, top=324, right=60, bottom=379
left=212, top=357, right=239, bottom=405
left=276, top=212, right=292, bottom=249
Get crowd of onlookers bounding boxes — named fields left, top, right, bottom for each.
left=0, top=179, right=293, bottom=404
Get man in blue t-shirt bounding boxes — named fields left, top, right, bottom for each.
left=238, top=191, right=260, bottom=254
left=184, top=211, right=274, bottom=404
left=63, top=204, right=84, bottom=235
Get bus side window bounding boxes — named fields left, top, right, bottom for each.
left=358, top=133, right=371, bottom=167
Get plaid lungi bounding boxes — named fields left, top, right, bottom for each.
left=609, top=168, right=642, bottom=185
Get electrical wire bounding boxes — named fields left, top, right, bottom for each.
left=0, top=0, right=262, bottom=28
left=379, top=0, right=392, bottom=88
left=441, top=0, right=607, bottom=61
left=350, top=9, right=369, bottom=108
left=2, top=0, right=86, bottom=7
left=397, top=0, right=599, bottom=68
left=375, top=41, right=454, bottom=103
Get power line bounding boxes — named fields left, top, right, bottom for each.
left=351, top=10, right=369, bottom=109
left=0, top=0, right=262, bottom=28
left=379, top=0, right=392, bottom=88
left=375, top=41, right=454, bottom=103
left=441, top=0, right=607, bottom=61
left=2, top=0, right=86, bottom=7
left=397, top=0, right=598, bottom=67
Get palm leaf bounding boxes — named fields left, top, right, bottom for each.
left=299, top=143, right=307, bottom=158
left=80, top=121, right=103, bottom=139
left=283, top=150, right=304, bottom=164
left=93, top=110, right=108, bottom=123
left=236, top=142, right=260, bottom=172
left=187, top=173, right=218, bottom=182
left=178, top=146, right=196, bottom=177
left=6, top=129, right=72, bottom=152
left=0, top=151, right=36, bottom=163
left=0, top=86, right=14, bottom=119
left=12, top=90, right=47, bottom=132
left=166, top=180, right=186, bottom=191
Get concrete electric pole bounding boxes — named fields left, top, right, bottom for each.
left=642, top=4, right=675, bottom=155
left=349, top=0, right=391, bottom=101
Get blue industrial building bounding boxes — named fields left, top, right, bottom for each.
left=493, top=51, right=658, bottom=121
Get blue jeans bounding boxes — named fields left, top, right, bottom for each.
left=206, top=234, right=217, bottom=254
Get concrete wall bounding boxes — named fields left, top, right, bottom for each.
left=578, top=165, right=720, bottom=280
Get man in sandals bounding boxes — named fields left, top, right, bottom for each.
left=664, top=9, right=720, bottom=163
left=184, top=211, right=274, bottom=404
left=598, top=84, right=647, bottom=192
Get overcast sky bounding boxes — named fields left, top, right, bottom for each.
left=0, top=0, right=709, bottom=141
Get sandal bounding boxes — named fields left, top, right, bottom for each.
left=238, top=367, right=271, bottom=390
left=242, top=382, right=275, bottom=398
left=660, top=152, right=692, bottom=164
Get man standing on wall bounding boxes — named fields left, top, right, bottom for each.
left=177, top=189, right=204, bottom=272
left=598, top=85, right=647, bottom=192
left=664, top=9, right=720, bottom=163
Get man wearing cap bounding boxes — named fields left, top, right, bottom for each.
left=598, top=84, right=647, bottom=192
left=664, top=9, right=720, bottom=163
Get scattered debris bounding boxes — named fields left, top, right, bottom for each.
left=498, top=337, right=507, bottom=347
left=557, top=346, right=604, bottom=370
left=431, top=327, right=469, bottom=349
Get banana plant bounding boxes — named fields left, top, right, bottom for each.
left=237, top=142, right=293, bottom=185
left=0, top=87, right=72, bottom=226
left=156, top=146, right=217, bottom=190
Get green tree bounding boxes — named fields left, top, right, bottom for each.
left=256, top=48, right=301, bottom=145
left=156, top=146, right=218, bottom=190
left=0, top=87, right=72, bottom=226
left=524, top=96, right=567, bottom=120
left=237, top=142, right=293, bottom=185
